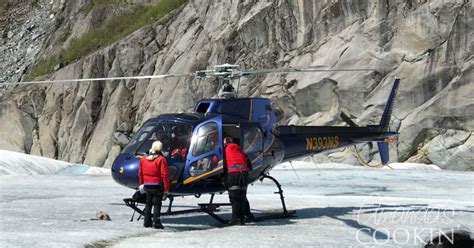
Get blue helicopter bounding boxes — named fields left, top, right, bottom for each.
left=6, top=64, right=399, bottom=223
left=108, top=64, right=399, bottom=223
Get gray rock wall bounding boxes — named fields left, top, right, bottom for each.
left=0, top=0, right=55, bottom=90
left=0, top=0, right=472, bottom=170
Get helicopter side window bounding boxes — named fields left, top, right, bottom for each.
left=122, top=123, right=156, bottom=154
left=188, top=155, right=220, bottom=177
left=192, top=122, right=218, bottom=156
left=243, top=126, right=262, bottom=153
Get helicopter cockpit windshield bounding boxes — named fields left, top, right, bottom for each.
left=122, top=121, right=192, bottom=159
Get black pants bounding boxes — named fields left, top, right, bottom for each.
left=143, top=185, right=163, bottom=226
left=227, top=171, right=252, bottom=224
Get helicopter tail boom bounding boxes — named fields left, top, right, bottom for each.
left=277, top=78, right=400, bottom=164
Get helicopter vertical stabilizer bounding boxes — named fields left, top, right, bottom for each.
left=377, top=142, right=390, bottom=164
left=379, top=78, right=400, bottom=132
left=370, top=78, right=400, bottom=164
left=377, top=78, right=400, bottom=164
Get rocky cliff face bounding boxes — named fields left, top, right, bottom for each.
left=0, top=0, right=472, bottom=170
left=0, top=0, right=55, bottom=89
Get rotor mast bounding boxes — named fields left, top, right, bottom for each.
left=196, top=64, right=241, bottom=99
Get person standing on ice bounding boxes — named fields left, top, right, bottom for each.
left=223, top=137, right=254, bottom=225
left=138, top=141, right=169, bottom=229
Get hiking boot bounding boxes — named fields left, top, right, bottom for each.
left=244, top=214, right=255, bottom=223
left=153, top=222, right=164, bottom=229
left=228, top=219, right=244, bottom=226
left=227, top=219, right=239, bottom=226
left=144, top=221, right=152, bottom=228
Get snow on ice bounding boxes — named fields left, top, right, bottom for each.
left=0, top=150, right=473, bottom=247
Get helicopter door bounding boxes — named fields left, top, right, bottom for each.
left=240, top=123, right=264, bottom=169
left=183, top=116, right=223, bottom=184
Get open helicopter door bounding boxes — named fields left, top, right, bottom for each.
left=183, top=116, right=224, bottom=185
left=240, top=123, right=264, bottom=172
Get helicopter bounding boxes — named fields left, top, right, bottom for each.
left=4, top=64, right=399, bottom=223
left=109, top=64, right=399, bottom=223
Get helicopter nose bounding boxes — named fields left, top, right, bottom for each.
left=111, top=153, right=140, bottom=189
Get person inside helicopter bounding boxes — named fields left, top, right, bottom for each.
left=132, top=125, right=168, bottom=156
left=170, top=126, right=190, bottom=159
left=122, top=122, right=192, bottom=159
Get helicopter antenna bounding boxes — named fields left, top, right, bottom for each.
left=236, top=77, right=241, bottom=98
left=310, top=155, right=322, bottom=176
left=288, top=161, right=300, bottom=180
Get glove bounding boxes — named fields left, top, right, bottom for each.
left=162, top=192, right=169, bottom=201
left=139, top=184, right=145, bottom=194
left=221, top=175, right=227, bottom=188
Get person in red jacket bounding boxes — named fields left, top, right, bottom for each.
left=170, top=131, right=186, bottom=158
left=223, top=137, right=254, bottom=225
left=138, top=140, right=169, bottom=229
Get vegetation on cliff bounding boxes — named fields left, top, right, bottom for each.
left=27, top=0, right=187, bottom=80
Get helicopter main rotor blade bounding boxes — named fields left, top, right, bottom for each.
left=241, top=67, right=374, bottom=76
left=1, top=64, right=376, bottom=87
left=1, top=73, right=194, bottom=86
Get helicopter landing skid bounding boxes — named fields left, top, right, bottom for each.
left=123, top=193, right=231, bottom=223
left=123, top=175, right=295, bottom=224
left=194, top=175, right=297, bottom=224
left=252, top=174, right=296, bottom=222
left=123, top=198, right=203, bottom=221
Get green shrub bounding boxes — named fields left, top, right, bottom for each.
left=26, top=56, right=60, bottom=81
left=56, top=26, right=72, bottom=44
left=81, top=0, right=122, bottom=14
left=30, top=0, right=40, bottom=8
left=0, top=1, right=9, bottom=14
left=28, top=0, right=188, bottom=79
left=81, top=2, right=94, bottom=14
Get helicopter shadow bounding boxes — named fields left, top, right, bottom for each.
left=160, top=207, right=299, bottom=230
left=135, top=202, right=474, bottom=235
left=283, top=203, right=474, bottom=240
left=161, top=212, right=232, bottom=230
left=163, top=203, right=474, bottom=239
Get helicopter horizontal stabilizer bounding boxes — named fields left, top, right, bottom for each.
left=340, top=111, right=358, bottom=127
